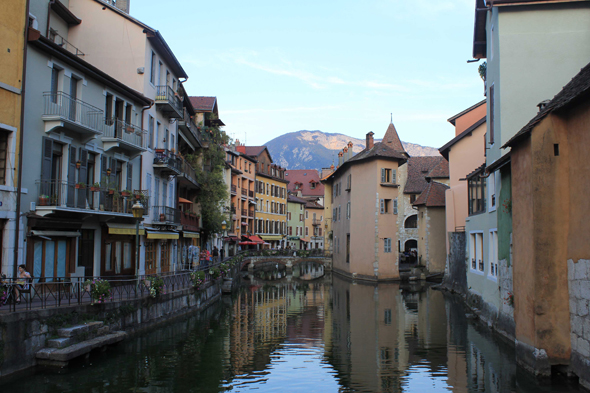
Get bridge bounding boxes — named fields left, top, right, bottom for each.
left=237, top=249, right=332, bottom=272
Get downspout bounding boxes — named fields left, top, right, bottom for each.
left=14, top=0, right=31, bottom=278
left=140, top=101, right=153, bottom=190
left=46, top=1, right=52, bottom=37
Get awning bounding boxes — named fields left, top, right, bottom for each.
left=260, top=235, right=283, bottom=241
left=300, top=237, right=310, bottom=242
left=146, top=230, right=179, bottom=239
left=178, top=197, right=193, bottom=204
left=248, top=235, right=264, bottom=244
left=239, top=241, right=257, bottom=246
left=241, top=222, right=248, bottom=226
left=223, top=236, right=240, bottom=242
left=287, top=236, right=300, bottom=240
left=107, top=222, right=145, bottom=235
left=31, top=230, right=80, bottom=238
left=182, top=231, right=200, bottom=238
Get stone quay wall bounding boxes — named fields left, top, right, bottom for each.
left=568, top=258, right=590, bottom=389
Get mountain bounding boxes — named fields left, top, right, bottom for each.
left=265, top=130, right=441, bottom=170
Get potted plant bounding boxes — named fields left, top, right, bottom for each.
left=38, top=195, right=49, bottom=206
left=159, top=213, right=166, bottom=221
left=121, top=189, right=131, bottom=197
left=83, top=278, right=112, bottom=305
left=108, top=188, right=116, bottom=195
left=106, top=168, right=112, bottom=176
left=90, top=182, right=100, bottom=192
left=145, top=276, right=165, bottom=298
left=209, top=267, right=221, bottom=280
left=76, top=160, right=81, bottom=169
left=125, top=125, right=134, bottom=133
left=75, top=182, right=86, bottom=189
left=190, top=271, right=206, bottom=290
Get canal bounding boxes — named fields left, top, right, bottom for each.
left=0, top=272, right=581, bottom=392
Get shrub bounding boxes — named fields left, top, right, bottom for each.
left=190, top=271, right=206, bottom=290
left=145, top=276, right=165, bottom=298
left=209, top=267, right=221, bottom=280
left=84, top=278, right=112, bottom=304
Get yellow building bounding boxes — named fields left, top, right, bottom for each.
left=237, top=145, right=288, bottom=248
left=0, top=0, right=27, bottom=275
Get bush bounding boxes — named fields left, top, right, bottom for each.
left=209, top=267, right=221, bottom=280
left=190, top=271, right=206, bottom=290
left=145, top=276, right=165, bottom=298
left=84, top=278, right=112, bottom=304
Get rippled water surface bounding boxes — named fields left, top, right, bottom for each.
left=0, top=273, right=581, bottom=392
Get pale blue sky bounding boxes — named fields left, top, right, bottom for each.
left=131, top=0, right=484, bottom=148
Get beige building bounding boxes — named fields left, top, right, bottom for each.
left=303, top=199, right=324, bottom=249
left=322, top=129, right=407, bottom=281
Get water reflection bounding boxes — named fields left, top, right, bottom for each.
left=252, top=261, right=325, bottom=282
left=0, top=275, right=582, bottom=392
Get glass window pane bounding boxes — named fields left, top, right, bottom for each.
left=34, top=240, right=43, bottom=279
left=56, top=240, right=67, bottom=277
left=45, top=241, right=55, bottom=280
left=124, top=242, right=132, bottom=269
left=105, top=243, right=112, bottom=271
left=115, top=242, right=122, bottom=274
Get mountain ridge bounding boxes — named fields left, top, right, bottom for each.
left=264, top=130, right=440, bottom=170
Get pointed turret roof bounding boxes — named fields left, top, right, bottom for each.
left=382, top=122, right=407, bottom=155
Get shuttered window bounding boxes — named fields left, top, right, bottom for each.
left=393, top=199, right=398, bottom=215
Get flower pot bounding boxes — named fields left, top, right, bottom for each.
left=90, top=187, right=100, bottom=192
left=108, top=190, right=115, bottom=195
left=38, top=197, right=48, bottom=206
left=121, top=191, right=130, bottom=197
left=159, top=213, right=166, bottom=221
left=75, top=184, right=84, bottom=189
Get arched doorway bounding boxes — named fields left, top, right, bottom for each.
left=404, top=239, right=418, bottom=264
left=404, top=239, right=417, bottom=252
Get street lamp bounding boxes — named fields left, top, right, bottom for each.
left=132, top=201, right=144, bottom=282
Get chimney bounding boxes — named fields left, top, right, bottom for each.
left=347, top=141, right=353, bottom=160
left=366, top=132, right=374, bottom=149
left=343, top=147, right=348, bottom=163
left=338, top=151, right=343, bottom=166
left=537, top=99, right=551, bottom=112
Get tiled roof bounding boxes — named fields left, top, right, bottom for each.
left=305, top=199, right=324, bottom=209
left=238, top=146, right=268, bottom=158
left=285, top=170, right=324, bottom=196
left=465, top=163, right=486, bottom=180
left=382, top=122, right=406, bottom=154
left=189, top=96, right=216, bottom=112
left=404, top=156, right=448, bottom=194
left=287, top=195, right=307, bottom=204
left=413, top=181, right=449, bottom=207
left=348, top=142, right=407, bottom=163
left=504, top=61, right=590, bottom=148
left=427, top=158, right=450, bottom=178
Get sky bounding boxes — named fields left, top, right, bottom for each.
left=131, top=0, right=485, bottom=148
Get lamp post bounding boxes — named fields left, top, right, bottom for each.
left=132, top=201, right=144, bottom=284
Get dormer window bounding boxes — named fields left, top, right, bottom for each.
left=310, top=181, right=316, bottom=190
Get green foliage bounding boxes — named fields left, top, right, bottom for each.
left=209, top=267, right=221, bottom=280
left=84, top=278, right=112, bottom=304
left=478, top=61, right=487, bottom=81
left=146, top=276, right=165, bottom=298
left=190, top=271, right=206, bottom=290
left=186, top=120, right=230, bottom=244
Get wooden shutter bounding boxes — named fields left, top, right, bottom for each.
left=380, top=199, right=384, bottom=214
left=67, top=146, right=77, bottom=207
left=77, top=148, right=88, bottom=208
left=393, top=198, right=398, bottom=215
left=127, top=163, right=133, bottom=191
left=109, top=157, right=116, bottom=188
left=100, top=155, right=107, bottom=206
left=40, top=137, right=53, bottom=197
left=392, top=169, right=396, bottom=184
left=381, top=168, right=386, bottom=183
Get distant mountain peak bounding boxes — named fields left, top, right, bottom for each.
left=264, top=130, right=440, bottom=170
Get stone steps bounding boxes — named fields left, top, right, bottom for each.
left=38, top=321, right=125, bottom=367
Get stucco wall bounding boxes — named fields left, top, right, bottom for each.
left=422, top=207, right=446, bottom=274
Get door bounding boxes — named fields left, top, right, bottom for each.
left=145, top=241, right=157, bottom=275
left=78, top=229, right=94, bottom=277
left=160, top=241, right=170, bottom=273
left=69, top=77, right=78, bottom=121
left=33, top=238, right=70, bottom=281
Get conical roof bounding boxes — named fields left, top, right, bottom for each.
left=382, top=122, right=406, bottom=154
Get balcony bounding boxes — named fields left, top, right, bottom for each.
left=155, top=85, right=183, bottom=119
left=248, top=190, right=254, bottom=198
left=177, top=108, right=202, bottom=148
left=42, top=91, right=104, bottom=138
left=50, top=32, right=84, bottom=57
left=35, top=180, right=149, bottom=217
left=152, top=206, right=181, bottom=225
left=231, top=185, right=237, bottom=195
left=312, top=219, right=322, bottom=226
left=241, top=188, right=247, bottom=198
left=180, top=211, right=199, bottom=232
left=177, top=156, right=199, bottom=189
left=102, top=118, right=147, bottom=157
left=153, top=149, right=181, bottom=176
left=249, top=208, right=255, bottom=218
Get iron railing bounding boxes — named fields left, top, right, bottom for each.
left=178, top=108, right=202, bottom=146
left=36, top=180, right=148, bottom=214
left=103, top=118, right=146, bottom=149
left=43, top=91, right=104, bottom=134
left=155, top=85, right=183, bottom=116
left=248, top=190, right=254, bottom=198
left=249, top=208, right=255, bottom=217
left=180, top=212, right=199, bottom=231
left=240, top=249, right=332, bottom=258
left=231, top=185, right=237, bottom=194
left=312, top=219, right=322, bottom=226
left=178, top=156, right=198, bottom=185
left=0, top=262, right=225, bottom=313
left=50, top=32, right=85, bottom=57
left=153, top=205, right=181, bottom=224
left=241, top=188, right=247, bottom=196
left=153, top=149, right=182, bottom=173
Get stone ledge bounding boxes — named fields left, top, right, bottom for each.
left=36, top=331, right=126, bottom=362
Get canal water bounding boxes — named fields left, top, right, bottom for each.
left=0, top=271, right=581, bottom=392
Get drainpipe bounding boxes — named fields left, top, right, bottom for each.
left=46, top=1, right=52, bottom=37
left=140, top=102, right=153, bottom=190
left=14, top=0, right=31, bottom=278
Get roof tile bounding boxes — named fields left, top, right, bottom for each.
left=285, top=170, right=324, bottom=196
left=413, top=181, right=449, bottom=207
left=404, top=156, right=448, bottom=194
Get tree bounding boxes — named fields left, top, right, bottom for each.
left=186, top=116, right=230, bottom=245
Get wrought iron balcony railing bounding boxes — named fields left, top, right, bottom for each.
left=43, top=91, right=104, bottom=135
left=153, top=205, right=181, bottom=224
left=155, top=85, right=183, bottom=118
left=103, top=118, right=147, bottom=150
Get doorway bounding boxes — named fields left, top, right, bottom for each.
left=78, top=229, right=94, bottom=277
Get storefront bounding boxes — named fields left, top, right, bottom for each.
left=144, top=230, right=179, bottom=275
left=180, top=231, right=200, bottom=270
left=223, top=236, right=240, bottom=256
left=101, top=223, right=145, bottom=277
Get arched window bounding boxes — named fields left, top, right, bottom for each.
left=404, top=239, right=417, bottom=252
left=404, top=214, right=418, bottom=229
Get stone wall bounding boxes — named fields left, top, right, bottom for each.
left=0, top=279, right=222, bottom=378
left=568, top=258, right=590, bottom=388
left=441, top=232, right=466, bottom=294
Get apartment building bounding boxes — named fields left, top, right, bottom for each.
left=286, top=194, right=306, bottom=250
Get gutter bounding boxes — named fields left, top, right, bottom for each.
left=139, top=102, right=154, bottom=190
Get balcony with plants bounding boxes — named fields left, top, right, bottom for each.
left=153, top=149, right=181, bottom=176
left=178, top=108, right=202, bottom=147
left=35, top=179, right=149, bottom=217
left=155, top=85, right=183, bottom=119
left=152, top=205, right=181, bottom=225
left=42, top=91, right=104, bottom=137
left=102, top=117, right=147, bottom=156
left=180, top=210, right=199, bottom=232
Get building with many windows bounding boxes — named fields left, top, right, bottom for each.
left=286, top=194, right=306, bottom=249
left=237, top=144, right=288, bottom=248
left=304, top=199, right=324, bottom=250
left=322, top=131, right=407, bottom=280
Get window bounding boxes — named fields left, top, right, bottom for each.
left=346, top=202, right=350, bottom=219
left=393, top=199, right=398, bottom=215
left=380, top=199, right=392, bottom=214
left=489, top=84, right=495, bottom=145
left=50, top=67, right=59, bottom=103
left=469, top=232, right=484, bottom=273
left=381, top=168, right=396, bottom=184
left=410, top=194, right=417, bottom=204
left=338, top=205, right=341, bottom=220
left=468, top=169, right=486, bottom=215
left=332, top=208, right=336, bottom=222
left=346, top=174, right=351, bottom=191
left=0, top=130, right=9, bottom=185
left=489, top=171, right=496, bottom=211
left=306, top=226, right=309, bottom=236
left=346, top=234, right=350, bottom=263
left=489, top=230, right=498, bottom=278
left=404, top=214, right=418, bottom=228
left=150, top=51, right=156, bottom=85
left=305, top=211, right=308, bottom=219
left=384, top=238, right=391, bottom=253
left=310, top=181, right=316, bottom=190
